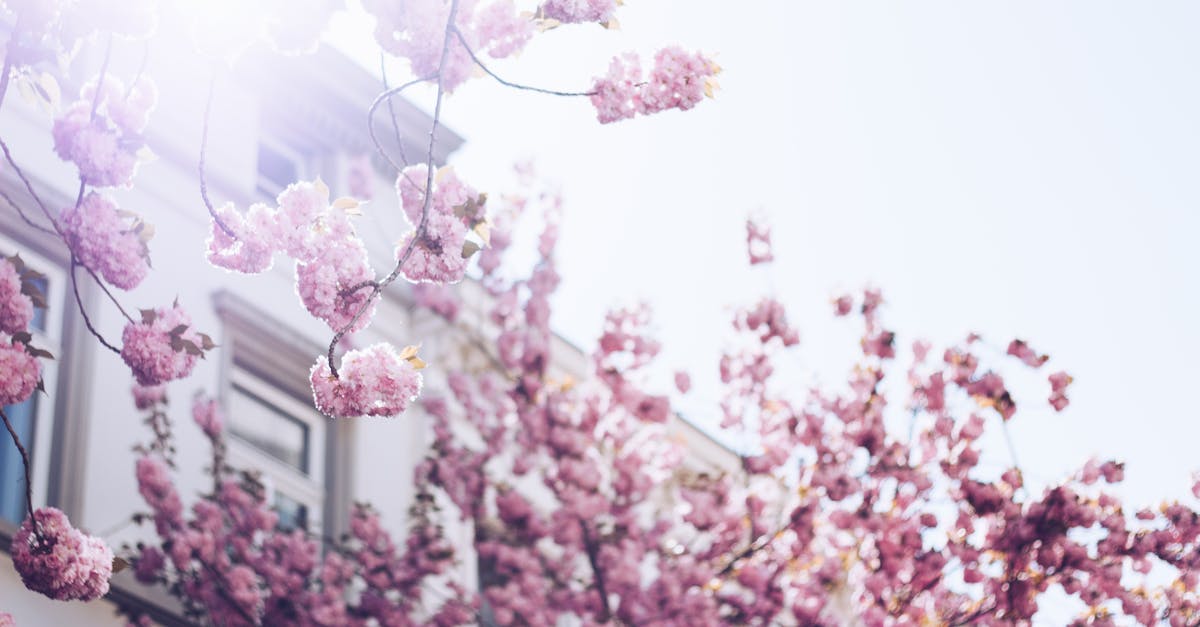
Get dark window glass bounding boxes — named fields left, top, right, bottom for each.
left=0, top=396, right=37, bottom=523
left=274, top=492, right=308, bottom=532
left=27, top=276, right=47, bottom=332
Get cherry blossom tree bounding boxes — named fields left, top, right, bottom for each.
left=1, top=1, right=1199, bottom=626
left=0, top=0, right=716, bottom=619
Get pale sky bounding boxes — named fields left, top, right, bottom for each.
left=328, top=0, right=1200, bottom=544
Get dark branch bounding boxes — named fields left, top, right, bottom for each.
left=70, top=262, right=122, bottom=355
left=326, top=0, right=463, bottom=378
left=367, top=74, right=434, bottom=175
left=579, top=520, right=613, bottom=623
left=380, top=54, right=414, bottom=168
left=0, top=187, right=56, bottom=236
left=0, top=407, right=37, bottom=531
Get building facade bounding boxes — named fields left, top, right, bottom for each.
left=0, top=16, right=738, bottom=625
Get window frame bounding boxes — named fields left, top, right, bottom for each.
left=0, top=232, right=67, bottom=525
left=213, top=290, right=354, bottom=539
left=224, top=367, right=327, bottom=534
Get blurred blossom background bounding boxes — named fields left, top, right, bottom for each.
left=328, top=0, right=1200, bottom=545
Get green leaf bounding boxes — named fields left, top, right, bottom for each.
left=140, top=309, right=157, bottom=324
left=461, top=241, right=481, bottom=259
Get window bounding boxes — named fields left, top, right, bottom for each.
left=225, top=368, right=325, bottom=533
left=213, top=291, right=353, bottom=539
left=0, top=238, right=66, bottom=525
left=255, top=140, right=305, bottom=199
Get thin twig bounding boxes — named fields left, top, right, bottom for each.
left=579, top=519, right=613, bottom=623
left=367, top=74, right=433, bottom=175
left=0, top=136, right=62, bottom=235
left=326, top=0, right=462, bottom=377
left=82, top=263, right=135, bottom=323
left=88, top=34, right=114, bottom=121
left=451, top=27, right=596, bottom=97
left=70, top=262, right=122, bottom=355
left=0, top=188, right=56, bottom=236
left=1000, top=419, right=1027, bottom=498
left=380, top=54, right=413, bottom=168
left=0, top=46, right=13, bottom=113
left=198, top=73, right=236, bottom=238
left=124, top=38, right=150, bottom=101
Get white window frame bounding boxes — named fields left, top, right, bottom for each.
left=0, top=232, right=67, bottom=521
left=225, top=367, right=327, bottom=535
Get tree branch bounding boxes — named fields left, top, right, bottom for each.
left=0, top=407, right=36, bottom=527
left=366, top=73, right=432, bottom=185
left=326, top=0, right=463, bottom=378
left=69, top=261, right=122, bottom=354
left=579, top=519, right=613, bottom=623
left=198, top=72, right=236, bottom=238
left=451, top=27, right=596, bottom=97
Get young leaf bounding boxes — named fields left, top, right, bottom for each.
left=462, top=240, right=481, bottom=259
left=333, top=197, right=360, bottom=211
left=26, top=345, right=55, bottom=360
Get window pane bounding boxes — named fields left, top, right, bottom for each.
left=27, top=276, right=48, bottom=332
left=274, top=492, right=308, bottom=532
left=229, top=384, right=309, bottom=473
left=0, top=397, right=37, bottom=523
left=257, top=143, right=298, bottom=195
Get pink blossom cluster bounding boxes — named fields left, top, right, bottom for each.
left=136, top=456, right=183, bottom=534
left=408, top=200, right=1200, bottom=626
left=396, top=164, right=487, bottom=284
left=745, top=217, right=774, bottom=265
left=412, top=283, right=461, bottom=321
left=361, top=0, right=533, bottom=92
left=10, top=507, right=113, bottom=601
left=310, top=344, right=423, bottom=418
left=206, top=182, right=379, bottom=334
left=192, top=394, right=224, bottom=439
left=0, top=612, right=12, bottom=626
left=0, top=334, right=41, bottom=406
left=591, top=46, right=719, bottom=124
left=111, top=177, right=1200, bottom=624
left=131, top=383, right=166, bottom=410
left=1049, top=370, right=1072, bottom=411
left=737, top=298, right=800, bottom=347
left=540, top=0, right=618, bottom=24
left=120, top=304, right=204, bottom=386
left=345, top=153, right=375, bottom=201
left=52, top=75, right=156, bottom=188
left=0, top=257, right=33, bottom=335
left=1006, top=338, right=1048, bottom=368
left=60, top=192, right=151, bottom=290
left=129, top=385, right=472, bottom=624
